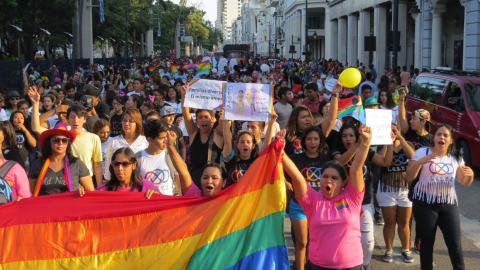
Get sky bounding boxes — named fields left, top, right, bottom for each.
left=170, top=0, right=217, bottom=24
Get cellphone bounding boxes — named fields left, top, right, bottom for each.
left=398, top=87, right=406, bottom=96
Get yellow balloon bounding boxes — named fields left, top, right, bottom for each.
left=339, top=67, right=362, bottom=88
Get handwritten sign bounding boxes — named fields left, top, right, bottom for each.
left=366, top=109, right=393, bottom=145
left=223, top=83, right=273, bottom=121
left=324, top=78, right=338, bottom=91
left=183, top=79, right=225, bottom=110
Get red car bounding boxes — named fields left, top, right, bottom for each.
left=405, top=69, right=480, bottom=167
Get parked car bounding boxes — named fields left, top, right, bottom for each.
left=405, top=69, right=480, bottom=167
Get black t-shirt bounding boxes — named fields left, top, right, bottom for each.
left=189, top=131, right=223, bottom=189
left=95, top=102, right=111, bottom=120
left=3, top=146, right=26, bottom=170
left=317, top=121, right=340, bottom=154
left=288, top=152, right=331, bottom=203
left=110, top=113, right=123, bottom=137
left=284, top=132, right=303, bottom=156
left=379, top=142, right=414, bottom=192
left=28, top=158, right=90, bottom=196
left=224, top=156, right=256, bottom=187
left=331, top=148, right=375, bottom=205
left=84, top=115, right=100, bottom=133
left=15, top=130, right=30, bottom=163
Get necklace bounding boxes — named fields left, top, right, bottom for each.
left=201, top=135, right=209, bottom=144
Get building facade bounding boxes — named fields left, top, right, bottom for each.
left=327, top=0, right=480, bottom=73
left=216, top=0, right=244, bottom=41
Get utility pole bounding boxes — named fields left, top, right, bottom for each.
left=274, top=12, right=277, bottom=59
left=392, top=0, right=399, bottom=71
left=305, top=0, right=309, bottom=62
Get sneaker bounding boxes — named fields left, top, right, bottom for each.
left=362, top=264, right=370, bottom=270
left=375, top=215, right=385, bottom=225
left=414, top=242, right=421, bottom=254
left=402, top=250, right=414, bottom=263
left=383, top=250, right=393, bottom=263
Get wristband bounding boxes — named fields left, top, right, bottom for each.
left=362, top=140, right=369, bottom=147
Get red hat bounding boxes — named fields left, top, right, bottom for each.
left=39, top=122, right=77, bottom=148
left=275, top=65, right=280, bottom=69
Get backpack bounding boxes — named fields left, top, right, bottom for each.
left=0, top=161, right=19, bottom=205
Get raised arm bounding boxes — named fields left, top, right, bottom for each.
left=350, top=127, right=374, bottom=192
left=398, top=95, right=409, bottom=134
left=23, top=71, right=29, bottom=96
left=282, top=152, right=308, bottom=200
left=180, top=85, right=198, bottom=137
left=28, top=87, right=47, bottom=136
left=321, top=81, right=342, bottom=137
left=166, top=130, right=192, bottom=193
left=259, top=112, right=278, bottom=154
left=334, top=139, right=361, bottom=165
left=221, top=117, right=232, bottom=159
left=395, top=127, right=415, bottom=159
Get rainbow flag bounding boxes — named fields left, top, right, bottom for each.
left=337, top=95, right=366, bottom=124
left=0, top=140, right=289, bottom=269
left=171, top=60, right=211, bottom=76
left=148, top=63, right=160, bottom=72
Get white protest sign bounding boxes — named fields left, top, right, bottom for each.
left=183, top=79, right=224, bottom=110
left=366, top=109, right=393, bottom=145
left=222, top=83, right=273, bottom=121
left=324, top=78, right=338, bottom=91
left=179, top=113, right=196, bottom=136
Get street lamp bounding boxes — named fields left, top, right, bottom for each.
left=409, top=4, right=420, bottom=20
left=313, top=31, right=317, bottom=39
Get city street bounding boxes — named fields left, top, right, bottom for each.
left=285, top=171, right=480, bottom=269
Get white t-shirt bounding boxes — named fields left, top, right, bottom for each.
left=165, top=101, right=182, bottom=113
left=412, top=148, right=464, bottom=204
left=0, top=109, right=8, bottom=121
left=138, top=150, right=174, bottom=195
left=101, top=137, right=114, bottom=174
left=380, top=105, right=399, bottom=125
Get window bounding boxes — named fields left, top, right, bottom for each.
left=425, top=78, right=446, bottom=105
left=443, top=82, right=465, bottom=112
left=307, top=13, right=325, bottom=29
left=409, top=77, right=430, bottom=101
left=464, top=84, right=480, bottom=111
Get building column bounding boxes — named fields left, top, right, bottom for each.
left=463, top=0, right=480, bottom=71
left=140, top=33, right=145, bottom=57
left=146, top=30, right=154, bottom=57
left=348, top=13, right=358, bottom=67
left=325, top=7, right=331, bottom=59
left=358, top=10, right=371, bottom=65
left=374, top=5, right=387, bottom=77
left=431, top=5, right=446, bottom=69
left=330, top=19, right=338, bottom=60
left=338, top=17, right=347, bottom=64
left=397, top=0, right=408, bottom=67
left=414, top=5, right=423, bottom=70
left=301, top=8, right=307, bottom=60
left=422, top=0, right=432, bottom=70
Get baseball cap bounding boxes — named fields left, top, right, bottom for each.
left=35, top=79, right=43, bottom=84
left=412, top=109, right=432, bottom=123
left=275, top=65, right=280, bottom=69
left=160, top=106, right=179, bottom=117
left=55, top=78, right=61, bottom=83
left=80, top=95, right=94, bottom=112
left=311, top=73, right=319, bottom=77
left=364, top=97, right=380, bottom=106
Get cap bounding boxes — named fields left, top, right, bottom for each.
left=160, top=106, right=179, bottom=117
left=55, top=78, right=61, bottom=83
left=311, top=73, right=319, bottom=77
left=275, top=65, right=280, bottom=69
left=80, top=95, right=94, bottom=111
left=39, top=122, right=77, bottom=148
left=9, top=91, right=20, bottom=98
left=364, top=97, right=380, bottom=106
left=412, top=109, right=432, bottom=123
left=35, top=79, right=43, bottom=84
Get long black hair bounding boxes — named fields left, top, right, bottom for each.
left=318, top=99, right=330, bottom=116
left=106, top=147, right=143, bottom=191
left=377, top=88, right=396, bottom=109
left=436, top=124, right=462, bottom=162
left=41, top=135, right=78, bottom=163
left=336, top=123, right=360, bottom=153
left=300, top=125, right=328, bottom=155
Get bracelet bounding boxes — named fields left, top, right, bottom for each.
left=363, top=141, right=370, bottom=147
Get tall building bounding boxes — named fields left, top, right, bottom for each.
left=216, top=0, right=244, bottom=41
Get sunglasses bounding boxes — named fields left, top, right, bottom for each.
left=0, top=100, right=4, bottom=103
left=437, top=123, right=453, bottom=129
left=51, top=137, right=70, bottom=144
left=111, top=161, right=133, bottom=168
left=10, top=97, right=20, bottom=101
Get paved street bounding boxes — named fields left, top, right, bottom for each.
left=285, top=172, right=480, bottom=269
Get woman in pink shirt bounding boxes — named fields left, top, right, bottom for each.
left=78, top=147, right=159, bottom=198
left=282, top=126, right=373, bottom=270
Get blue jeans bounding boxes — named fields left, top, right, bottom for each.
left=412, top=200, right=465, bottom=270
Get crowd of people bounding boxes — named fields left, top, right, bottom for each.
left=0, top=56, right=473, bottom=270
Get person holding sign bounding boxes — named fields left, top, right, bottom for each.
left=181, top=86, right=224, bottom=189
left=221, top=109, right=277, bottom=187
left=377, top=89, right=399, bottom=125
left=282, top=126, right=373, bottom=270
left=331, top=123, right=394, bottom=269
left=376, top=125, right=415, bottom=263
left=406, top=124, right=474, bottom=270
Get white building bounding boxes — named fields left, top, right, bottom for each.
left=327, top=0, right=480, bottom=72
left=216, top=0, right=244, bottom=40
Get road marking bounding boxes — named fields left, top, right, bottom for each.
left=459, top=213, right=480, bottom=249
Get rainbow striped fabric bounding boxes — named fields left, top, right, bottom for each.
left=335, top=198, right=349, bottom=210
left=0, top=140, right=288, bottom=269
left=148, top=63, right=160, bottom=72
left=171, top=60, right=211, bottom=76
left=337, top=95, right=366, bottom=124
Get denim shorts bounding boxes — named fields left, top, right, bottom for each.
left=289, top=199, right=306, bottom=220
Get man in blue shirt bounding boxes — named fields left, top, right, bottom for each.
left=369, top=64, right=377, bottom=83
left=359, top=72, right=377, bottom=97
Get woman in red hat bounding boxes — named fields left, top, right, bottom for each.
left=28, top=123, right=94, bottom=196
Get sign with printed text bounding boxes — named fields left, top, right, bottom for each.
left=222, top=83, right=274, bottom=121
left=366, top=109, right=393, bottom=145
left=183, top=79, right=225, bottom=110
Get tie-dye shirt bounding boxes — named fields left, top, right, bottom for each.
left=297, top=183, right=364, bottom=269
